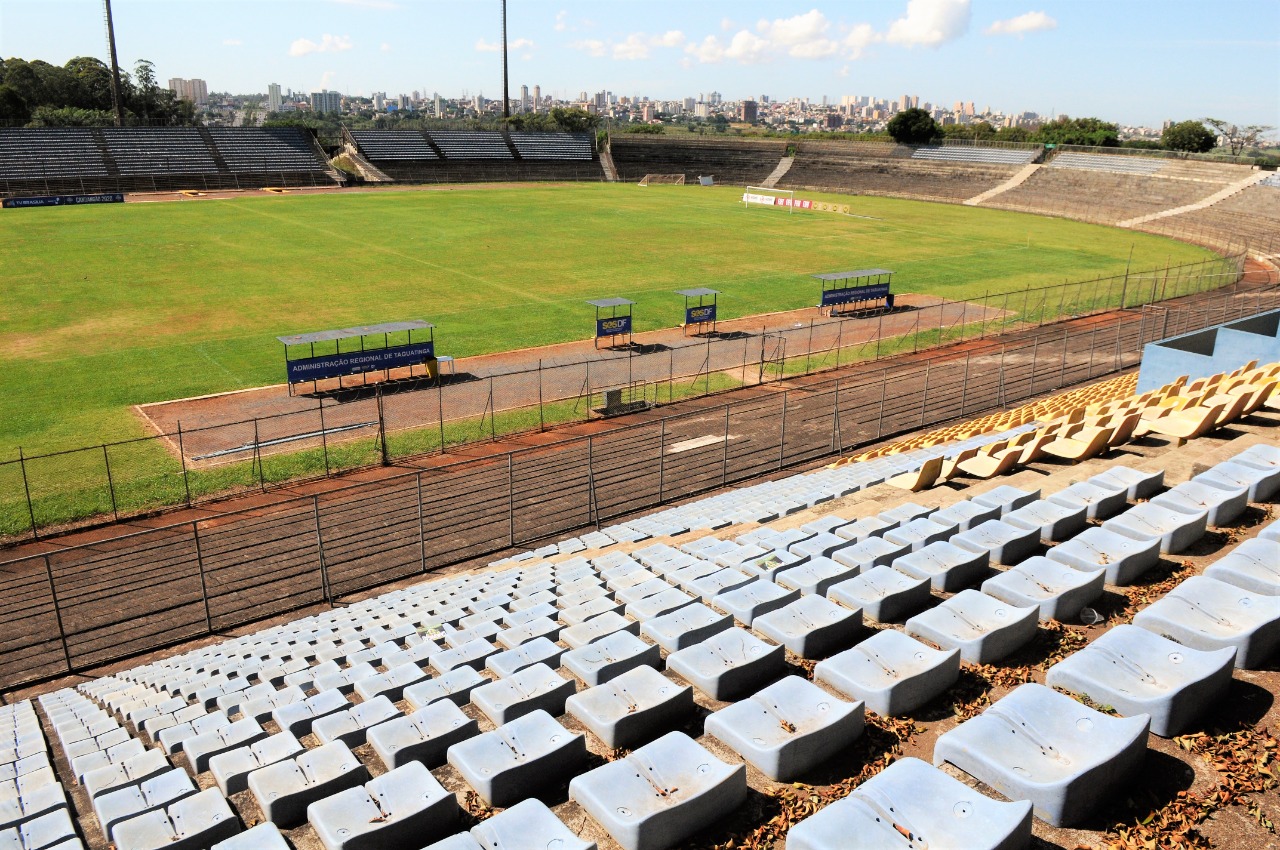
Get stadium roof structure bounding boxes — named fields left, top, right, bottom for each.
left=674, top=288, right=721, bottom=298
left=585, top=297, right=636, bottom=308
left=277, top=320, right=435, bottom=346
left=811, top=269, right=894, bottom=281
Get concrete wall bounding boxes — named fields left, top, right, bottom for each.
left=1137, top=309, right=1280, bottom=393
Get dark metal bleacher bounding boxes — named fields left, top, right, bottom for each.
left=102, top=128, right=219, bottom=176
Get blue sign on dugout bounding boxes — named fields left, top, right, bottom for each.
left=685, top=304, right=717, bottom=325
left=286, top=340, right=436, bottom=383
left=596, top=315, right=632, bottom=338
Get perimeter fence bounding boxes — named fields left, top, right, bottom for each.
left=2, top=271, right=1278, bottom=689
left=0, top=250, right=1249, bottom=542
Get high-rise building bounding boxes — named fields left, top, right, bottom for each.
left=434, top=93, right=443, bottom=117
left=398, top=94, right=411, bottom=110
left=373, top=92, right=386, bottom=110
left=267, top=83, right=282, bottom=113
left=473, top=93, right=484, bottom=112
left=740, top=100, right=758, bottom=123
left=310, top=90, right=341, bottom=113
left=168, top=78, right=208, bottom=106
left=532, top=85, right=541, bottom=112
left=520, top=85, right=529, bottom=112
left=899, top=94, right=911, bottom=112
left=683, top=96, right=696, bottom=112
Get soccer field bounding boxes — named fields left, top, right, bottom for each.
left=0, top=183, right=1213, bottom=456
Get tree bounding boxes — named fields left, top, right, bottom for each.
left=1032, top=115, right=1119, bottom=147
left=887, top=108, right=941, bottom=144
left=1203, top=118, right=1275, bottom=156
left=1161, top=120, right=1216, bottom=153
left=994, top=126, right=1031, bottom=143
left=131, top=59, right=159, bottom=123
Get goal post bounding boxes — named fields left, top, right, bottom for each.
left=639, top=174, right=685, bottom=186
left=742, top=186, right=795, bottom=213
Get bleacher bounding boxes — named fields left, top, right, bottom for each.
left=101, top=128, right=218, bottom=176
left=609, top=135, right=788, bottom=185
left=911, top=145, right=1040, bottom=165
left=13, top=350, right=1279, bottom=849
left=980, top=163, right=1244, bottom=224
left=1049, top=151, right=1166, bottom=175
left=1139, top=182, right=1280, bottom=253
left=347, top=130, right=438, bottom=161
left=206, top=128, right=330, bottom=174
left=345, top=129, right=602, bottom=184
left=779, top=140, right=1024, bottom=202
left=0, top=128, right=109, bottom=194
left=0, top=127, right=338, bottom=196
left=424, top=131, right=513, bottom=160
left=509, top=132, right=594, bottom=161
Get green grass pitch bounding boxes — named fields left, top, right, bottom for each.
left=0, top=182, right=1214, bottom=457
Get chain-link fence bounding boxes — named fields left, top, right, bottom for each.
left=3, top=274, right=1278, bottom=689
left=0, top=251, right=1249, bottom=543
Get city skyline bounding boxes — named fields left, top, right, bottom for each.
left=1, top=0, right=1276, bottom=129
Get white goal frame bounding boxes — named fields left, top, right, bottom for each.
left=742, top=186, right=795, bottom=214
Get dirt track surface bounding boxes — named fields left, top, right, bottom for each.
left=137, top=294, right=997, bottom=464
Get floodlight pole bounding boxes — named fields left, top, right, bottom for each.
left=102, top=0, right=125, bottom=127
left=501, top=0, right=510, bottom=119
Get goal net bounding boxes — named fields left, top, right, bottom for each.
left=639, top=174, right=685, bottom=185
left=742, top=186, right=796, bottom=213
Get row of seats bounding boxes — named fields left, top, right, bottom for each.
left=1049, top=151, right=1166, bottom=175
left=22, top=376, right=1279, bottom=849
left=206, top=128, right=326, bottom=174
left=349, top=130, right=439, bottom=161
left=1, top=698, right=80, bottom=849
left=911, top=145, right=1039, bottom=166
left=101, top=129, right=219, bottom=176
left=0, top=129, right=108, bottom=180
left=350, top=131, right=597, bottom=165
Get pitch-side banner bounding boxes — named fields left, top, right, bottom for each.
left=742, top=193, right=849, bottom=214
left=286, top=341, right=435, bottom=383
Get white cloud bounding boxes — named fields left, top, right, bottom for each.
left=572, top=39, right=607, bottom=58
left=843, top=23, right=879, bottom=59
left=885, top=0, right=971, bottom=47
left=685, top=35, right=725, bottom=63
left=476, top=37, right=533, bottom=53
left=380, top=42, right=392, bottom=53
left=554, top=10, right=568, bottom=31
left=611, top=30, right=685, bottom=60
left=330, top=0, right=399, bottom=9
left=725, top=29, right=770, bottom=63
left=720, top=17, right=735, bottom=31
left=985, top=10, right=1057, bottom=36
left=319, top=71, right=335, bottom=89
left=757, top=9, right=837, bottom=58
left=222, top=38, right=243, bottom=46
left=289, top=34, right=353, bottom=57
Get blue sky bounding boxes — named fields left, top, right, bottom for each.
left=2, top=1, right=1276, bottom=127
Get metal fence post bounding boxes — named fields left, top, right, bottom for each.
left=416, top=471, right=428, bottom=573
left=40, top=554, right=74, bottom=674
left=376, top=389, right=389, bottom=466
left=919, top=361, right=931, bottom=427
left=18, top=448, right=37, bottom=540
left=191, top=521, right=213, bottom=634
left=253, top=420, right=264, bottom=492
left=805, top=319, right=814, bottom=375
left=313, top=495, right=331, bottom=604
left=1029, top=335, right=1040, bottom=394
left=722, top=405, right=730, bottom=487
left=537, top=360, right=545, bottom=431
left=176, top=422, right=192, bottom=507
left=318, top=399, right=330, bottom=476
left=102, top=444, right=119, bottom=522
left=437, top=377, right=446, bottom=453
left=1060, top=327, right=1070, bottom=386
left=778, top=391, right=788, bottom=470
left=876, top=370, right=888, bottom=438
left=960, top=352, right=971, bottom=416
left=508, top=453, right=516, bottom=547
left=832, top=377, right=843, bottom=453
left=587, top=436, right=599, bottom=529
left=835, top=320, right=843, bottom=368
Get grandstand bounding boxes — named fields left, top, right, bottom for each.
left=1139, top=182, right=1280, bottom=253
left=344, top=129, right=603, bottom=183
left=979, top=149, right=1259, bottom=225
left=608, top=135, right=787, bottom=185
left=5, top=355, right=1278, bottom=849
left=777, top=140, right=1037, bottom=202
left=0, top=127, right=337, bottom=196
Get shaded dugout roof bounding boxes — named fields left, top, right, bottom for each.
left=811, top=269, right=894, bottom=281
left=674, top=288, right=720, bottom=297
left=585, top=297, right=636, bottom=308
left=277, top=320, right=435, bottom=346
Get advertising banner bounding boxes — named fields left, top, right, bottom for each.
left=685, top=304, right=717, bottom=325
left=286, top=340, right=436, bottom=383
left=821, top=282, right=892, bottom=307
left=741, top=193, right=849, bottom=214
left=595, top=315, right=632, bottom=338
left=2, top=193, right=125, bottom=209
